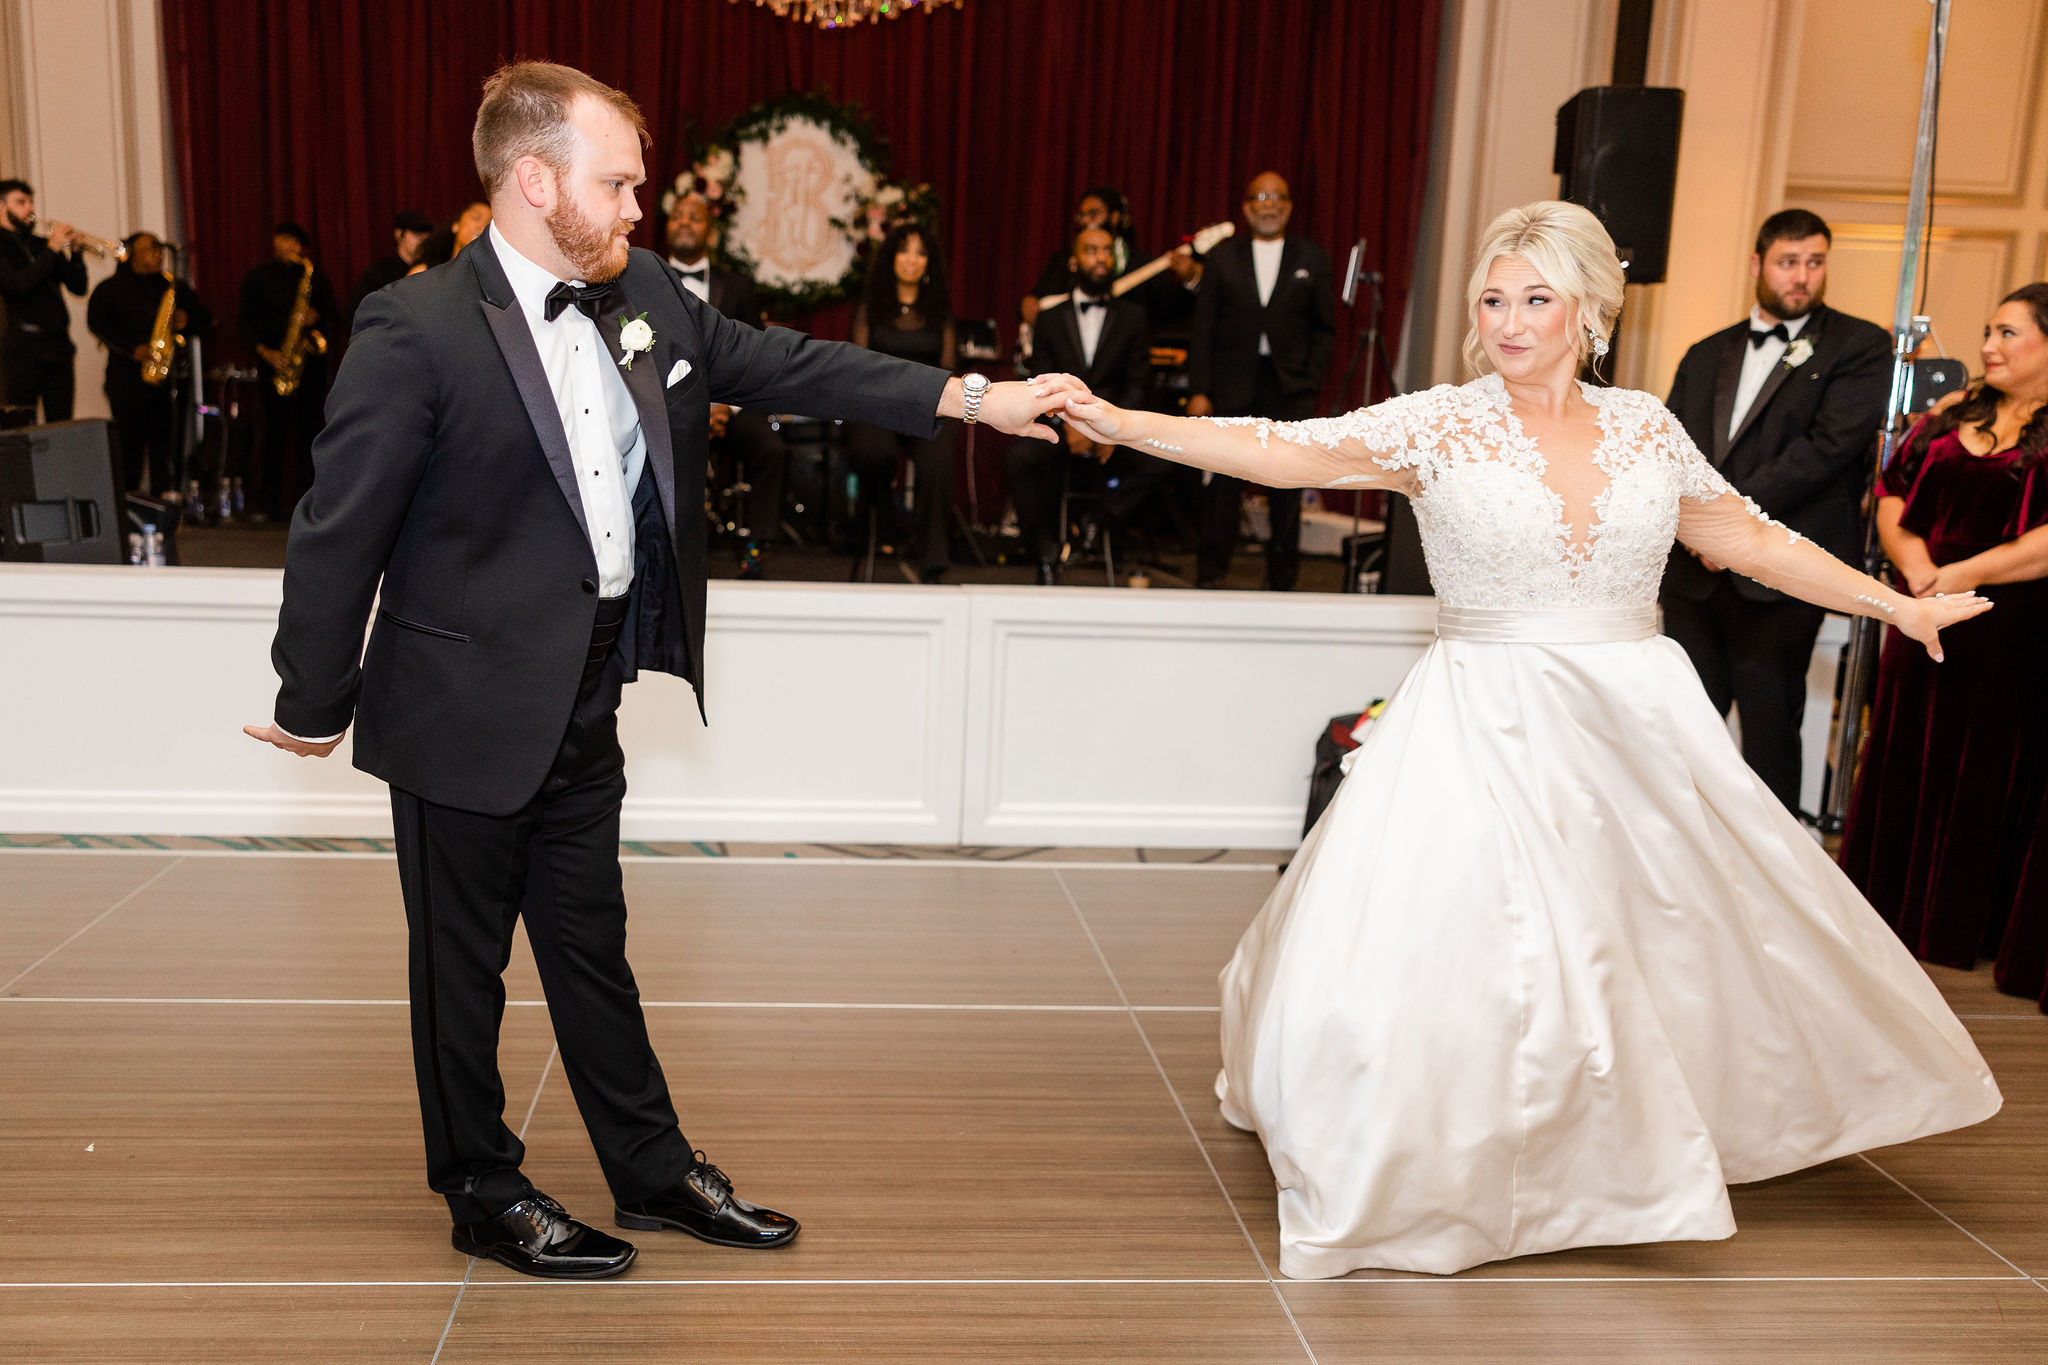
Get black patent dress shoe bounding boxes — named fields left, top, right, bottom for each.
left=616, top=1153, right=800, bottom=1249
left=451, top=1192, right=638, bottom=1279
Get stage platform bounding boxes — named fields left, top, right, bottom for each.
left=1, top=565, right=1848, bottom=848
left=2, top=844, right=2044, bottom=1361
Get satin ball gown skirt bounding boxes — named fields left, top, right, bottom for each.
left=1216, top=605, right=2002, bottom=1280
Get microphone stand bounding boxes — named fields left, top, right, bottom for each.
left=1817, top=0, right=1949, bottom=832
left=1333, top=266, right=1397, bottom=591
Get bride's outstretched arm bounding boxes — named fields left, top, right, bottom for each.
left=1676, top=475, right=1990, bottom=663
left=1057, top=392, right=1416, bottom=492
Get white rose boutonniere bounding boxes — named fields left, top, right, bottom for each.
left=1784, top=336, right=1815, bottom=370
left=618, top=312, right=655, bottom=370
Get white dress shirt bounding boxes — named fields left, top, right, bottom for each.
left=1252, top=235, right=1285, bottom=356
left=1071, top=287, right=1109, bottom=369
left=669, top=254, right=712, bottom=304
left=1729, top=306, right=1812, bottom=441
left=494, top=223, right=646, bottom=598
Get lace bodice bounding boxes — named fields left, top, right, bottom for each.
left=1216, top=373, right=1794, bottom=609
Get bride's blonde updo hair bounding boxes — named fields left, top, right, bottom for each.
left=1461, top=200, right=1626, bottom=376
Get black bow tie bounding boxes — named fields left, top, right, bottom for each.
left=1076, top=298, right=1106, bottom=314
left=678, top=266, right=708, bottom=279
left=544, top=279, right=613, bottom=323
left=1750, top=323, right=1790, bottom=348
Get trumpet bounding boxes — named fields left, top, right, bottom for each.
left=51, top=224, right=128, bottom=262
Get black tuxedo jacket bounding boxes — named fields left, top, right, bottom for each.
left=1662, top=302, right=1890, bottom=603
left=271, top=235, right=949, bottom=815
left=1186, top=234, right=1335, bottom=413
left=1026, top=293, right=1150, bottom=413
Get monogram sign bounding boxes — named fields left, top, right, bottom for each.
left=727, top=117, right=873, bottom=294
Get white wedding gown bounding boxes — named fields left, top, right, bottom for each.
left=1211, top=374, right=2001, bottom=1279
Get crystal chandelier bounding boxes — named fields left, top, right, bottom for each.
left=735, top=0, right=963, bottom=29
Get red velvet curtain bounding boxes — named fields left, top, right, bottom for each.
left=161, top=0, right=1440, bottom=391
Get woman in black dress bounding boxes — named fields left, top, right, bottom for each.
left=848, top=223, right=958, bottom=581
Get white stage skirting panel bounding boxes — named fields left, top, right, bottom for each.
left=0, top=566, right=1848, bottom=847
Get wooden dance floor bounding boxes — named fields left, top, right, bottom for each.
left=3, top=846, right=2045, bottom=1361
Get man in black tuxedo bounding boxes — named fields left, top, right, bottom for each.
left=0, top=178, right=88, bottom=422
left=1006, top=226, right=1158, bottom=583
left=1185, top=172, right=1335, bottom=590
left=244, top=61, right=1077, bottom=1280
left=1662, top=208, right=1890, bottom=812
left=665, top=188, right=788, bottom=579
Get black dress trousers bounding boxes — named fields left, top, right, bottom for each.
left=1661, top=579, right=1827, bottom=813
left=1198, top=357, right=1311, bottom=590
left=389, top=639, right=694, bottom=1224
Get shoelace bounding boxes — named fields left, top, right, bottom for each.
left=690, top=1150, right=734, bottom=1207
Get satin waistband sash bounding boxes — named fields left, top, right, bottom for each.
left=1435, top=605, right=1658, bottom=644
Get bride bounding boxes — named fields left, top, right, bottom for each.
left=1053, top=201, right=2003, bottom=1279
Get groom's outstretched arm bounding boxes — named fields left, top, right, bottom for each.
left=265, top=289, right=439, bottom=744
left=663, top=263, right=1078, bottom=442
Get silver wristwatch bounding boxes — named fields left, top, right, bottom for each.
left=960, top=372, right=989, bottom=424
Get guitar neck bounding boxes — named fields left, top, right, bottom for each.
left=1037, top=246, right=1181, bottom=312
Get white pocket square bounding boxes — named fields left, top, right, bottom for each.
left=1293, top=267, right=1311, bottom=278
left=665, top=358, right=692, bottom=388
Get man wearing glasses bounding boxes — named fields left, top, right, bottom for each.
left=1184, top=172, right=1336, bottom=590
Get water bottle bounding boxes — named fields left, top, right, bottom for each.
left=127, top=530, right=144, bottom=565
left=185, top=479, right=204, bottom=523
left=142, top=523, right=165, bottom=567
left=216, top=478, right=234, bottom=521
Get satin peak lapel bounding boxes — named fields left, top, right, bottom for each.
left=472, top=243, right=588, bottom=541
left=1710, top=330, right=1744, bottom=466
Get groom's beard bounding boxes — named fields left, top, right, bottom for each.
left=548, top=196, right=631, bottom=283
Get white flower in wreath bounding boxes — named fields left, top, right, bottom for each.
left=618, top=313, right=655, bottom=371
left=875, top=183, right=905, bottom=208
left=1784, top=336, right=1815, bottom=370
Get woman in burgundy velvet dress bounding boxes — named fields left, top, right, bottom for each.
left=1841, top=283, right=2048, bottom=1010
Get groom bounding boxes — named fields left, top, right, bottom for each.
left=245, top=61, right=1077, bottom=1279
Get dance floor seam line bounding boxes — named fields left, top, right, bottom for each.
left=5, top=1274, right=2035, bottom=1289
left=1856, top=1153, right=2048, bottom=1295
left=1053, top=870, right=1322, bottom=1365
left=0, top=855, right=184, bottom=995
left=0, top=996, right=1223, bottom=1012
left=0, top=847, right=1285, bottom=871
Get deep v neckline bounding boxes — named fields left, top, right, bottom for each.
left=1487, top=376, right=1617, bottom=575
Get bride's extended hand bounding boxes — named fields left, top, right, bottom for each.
left=1897, top=591, right=1993, bottom=663
left=1059, top=393, right=1130, bottom=447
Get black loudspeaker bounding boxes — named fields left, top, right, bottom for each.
left=0, top=419, right=124, bottom=564
left=1554, top=86, right=1685, bottom=285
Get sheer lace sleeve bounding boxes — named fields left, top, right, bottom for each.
left=1198, top=387, right=1438, bottom=493
left=1666, top=406, right=1907, bottom=619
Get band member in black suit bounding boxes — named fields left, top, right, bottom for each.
left=1020, top=187, right=1200, bottom=345
left=239, top=222, right=338, bottom=520
left=666, top=188, right=787, bottom=579
left=349, top=208, right=434, bottom=332
left=244, top=62, right=1077, bottom=1280
left=1662, top=209, right=1891, bottom=811
left=86, top=233, right=214, bottom=494
left=1185, top=172, right=1335, bottom=590
left=0, top=179, right=88, bottom=422
left=1007, top=226, right=1158, bottom=583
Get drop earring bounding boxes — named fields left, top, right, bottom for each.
left=1590, top=329, right=1610, bottom=357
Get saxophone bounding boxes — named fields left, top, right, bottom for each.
left=271, top=257, right=328, bottom=397
left=140, top=269, right=181, bottom=387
